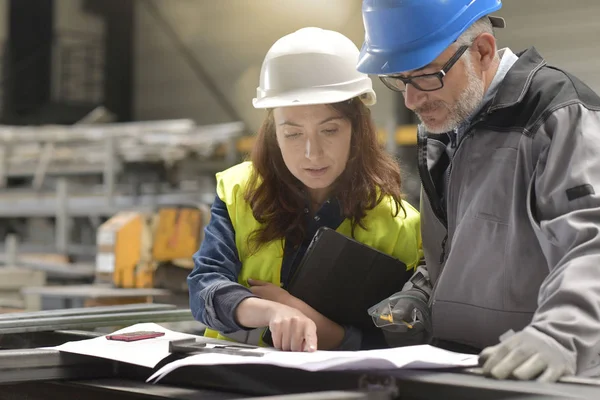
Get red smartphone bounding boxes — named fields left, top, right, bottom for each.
left=105, top=331, right=166, bottom=342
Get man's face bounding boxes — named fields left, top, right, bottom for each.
left=401, top=45, right=485, bottom=134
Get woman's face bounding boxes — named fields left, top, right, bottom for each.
left=273, top=104, right=352, bottom=202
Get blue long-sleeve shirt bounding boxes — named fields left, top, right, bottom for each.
left=187, top=195, right=366, bottom=349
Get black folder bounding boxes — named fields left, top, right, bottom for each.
left=287, top=226, right=411, bottom=330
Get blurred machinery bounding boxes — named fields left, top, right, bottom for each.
left=0, top=112, right=245, bottom=261
left=95, top=204, right=208, bottom=293
left=0, top=112, right=244, bottom=311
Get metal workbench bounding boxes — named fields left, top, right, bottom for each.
left=0, top=329, right=599, bottom=400
left=0, top=348, right=597, bottom=400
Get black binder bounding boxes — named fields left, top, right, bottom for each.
left=287, top=226, right=411, bottom=330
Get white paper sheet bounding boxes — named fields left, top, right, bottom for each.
left=50, top=322, right=198, bottom=368
left=147, top=344, right=479, bottom=383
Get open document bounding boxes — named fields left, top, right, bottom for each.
left=49, top=322, right=479, bottom=379
left=147, top=343, right=479, bottom=383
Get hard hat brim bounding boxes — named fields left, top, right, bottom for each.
left=357, top=36, right=455, bottom=75
left=253, top=88, right=376, bottom=109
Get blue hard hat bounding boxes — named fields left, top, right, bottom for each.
left=357, top=0, right=505, bottom=75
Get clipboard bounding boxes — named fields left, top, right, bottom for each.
left=286, top=227, right=411, bottom=329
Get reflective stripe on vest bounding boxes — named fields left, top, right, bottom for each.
left=205, top=161, right=423, bottom=346
left=222, top=328, right=265, bottom=346
left=204, top=327, right=266, bottom=346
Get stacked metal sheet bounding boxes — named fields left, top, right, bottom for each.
left=0, top=119, right=245, bottom=179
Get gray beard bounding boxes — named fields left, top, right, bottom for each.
left=418, top=61, right=485, bottom=134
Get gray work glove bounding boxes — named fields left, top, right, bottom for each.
left=367, top=266, right=432, bottom=343
left=479, top=327, right=576, bottom=382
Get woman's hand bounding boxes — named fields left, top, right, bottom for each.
left=234, top=297, right=318, bottom=352
left=248, top=278, right=291, bottom=304
left=267, top=303, right=318, bottom=352
left=247, top=278, right=345, bottom=350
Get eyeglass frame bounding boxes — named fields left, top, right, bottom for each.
left=378, top=45, right=470, bottom=93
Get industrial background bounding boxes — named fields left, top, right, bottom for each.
left=0, top=0, right=598, bottom=316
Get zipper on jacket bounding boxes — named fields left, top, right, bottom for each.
left=439, top=234, right=448, bottom=264
left=417, top=129, right=448, bottom=227
left=438, top=145, right=455, bottom=265
left=448, top=131, right=457, bottom=149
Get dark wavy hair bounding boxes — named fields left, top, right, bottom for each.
left=244, top=97, right=405, bottom=252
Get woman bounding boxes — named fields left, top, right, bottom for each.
left=187, top=27, right=421, bottom=352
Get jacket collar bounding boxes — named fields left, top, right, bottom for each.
left=486, top=47, right=547, bottom=113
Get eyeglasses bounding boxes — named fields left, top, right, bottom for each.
left=379, top=45, right=470, bottom=93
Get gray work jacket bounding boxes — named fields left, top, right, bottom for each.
left=418, top=47, right=600, bottom=376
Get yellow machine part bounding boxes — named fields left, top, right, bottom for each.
left=151, top=206, right=203, bottom=268
left=96, top=211, right=151, bottom=289
left=97, top=206, right=204, bottom=289
left=114, top=212, right=154, bottom=289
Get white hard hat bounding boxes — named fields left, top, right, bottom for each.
left=253, top=27, right=376, bottom=109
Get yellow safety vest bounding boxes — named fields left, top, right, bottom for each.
left=204, top=161, right=422, bottom=346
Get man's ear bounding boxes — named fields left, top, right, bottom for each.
left=473, top=33, right=497, bottom=72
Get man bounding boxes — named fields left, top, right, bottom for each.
left=358, top=0, right=600, bottom=382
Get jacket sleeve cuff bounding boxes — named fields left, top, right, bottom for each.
left=208, top=282, right=258, bottom=333
left=524, top=325, right=577, bottom=374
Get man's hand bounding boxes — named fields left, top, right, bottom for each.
left=479, top=327, right=575, bottom=382
left=267, top=303, right=318, bottom=352
left=248, top=278, right=291, bottom=304
left=368, top=266, right=432, bottom=335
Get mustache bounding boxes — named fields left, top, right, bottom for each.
left=415, top=101, right=447, bottom=114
